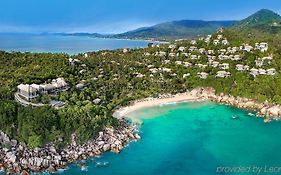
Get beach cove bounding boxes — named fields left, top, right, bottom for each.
left=28, top=87, right=281, bottom=175
left=45, top=98, right=281, bottom=175
left=2, top=87, right=281, bottom=174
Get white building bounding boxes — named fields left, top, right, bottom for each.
left=178, top=46, right=186, bottom=52
left=219, top=49, right=227, bottom=54
left=199, top=48, right=206, bottom=54
left=267, top=68, right=276, bottom=75
left=175, top=61, right=183, bottom=65
left=156, top=51, right=167, bottom=57
left=216, top=71, right=231, bottom=78
left=144, top=52, right=151, bottom=56
left=259, top=69, right=267, bottom=75
left=217, top=35, right=223, bottom=40
left=232, top=55, right=241, bottom=61
left=162, top=60, right=171, bottom=64
left=213, top=40, right=220, bottom=45
left=210, top=61, right=220, bottom=68
left=190, top=40, right=197, bottom=45
left=255, top=59, right=264, bottom=67
left=168, top=44, right=177, bottom=49
left=169, top=53, right=176, bottom=57
left=208, top=50, right=214, bottom=55
left=244, top=65, right=250, bottom=70
left=17, top=78, right=69, bottom=101
left=222, top=39, right=229, bottom=45
left=190, top=55, right=200, bottom=60
left=250, top=68, right=259, bottom=77
left=189, top=46, right=198, bottom=52
left=236, top=64, right=244, bottom=71
left=197, top=72, right=208, bottom=79
left=241, top=44, right=253, bottom=52
left=183, top=73, right=191, bottom=78
left=220, top=63, right=229, bottom=70
left=183, top=62, right=192, bottom=67
left=219, top=55, right=230, bottom=60
left=255, top=42, right=268, bottom=52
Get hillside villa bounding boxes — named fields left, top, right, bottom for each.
left=17, top=78, right=69, bottom=101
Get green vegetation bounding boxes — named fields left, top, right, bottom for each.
left=232, top=9, right=281, bottom=33
left=1, top=30, right=281, bottom=148
left=114, top=20, right=236, bottom=40
left=0, top=52, right=117, bottom=148
left=115, top=9, right=281, bottom=41
left=1, top=9, right=281, bottom=149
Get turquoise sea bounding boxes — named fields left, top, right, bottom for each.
left=0, top=34, right=153, bottom=54
left=34, top=101, right=281, bottom=175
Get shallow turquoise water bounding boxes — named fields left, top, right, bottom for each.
left=0, top=34, right=152, bottom=54
left=4, top=101, right=281, bottom=175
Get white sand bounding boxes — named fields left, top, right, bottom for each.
left=113, top=93, right=201, bottom=119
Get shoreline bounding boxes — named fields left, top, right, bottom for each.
left=114, top=87, right=281, bottom=123
left=2, top=87, right=281, bottom=174
left=0, top=119, right=141, bottom=175
left=113, top=93, right=202, bottom=119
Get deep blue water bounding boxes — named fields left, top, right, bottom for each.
left=0, top=34, right=152, bottom=54
left=32, top=101, right=281, bottom=175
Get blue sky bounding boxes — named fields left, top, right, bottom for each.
left=0, top=0, right=280, bottom=34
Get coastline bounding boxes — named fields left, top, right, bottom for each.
left=0, top=119, right=141, bottom=175
left=114, top=87, right=281, bottom=123
left=2, top=87, right=281, bottom=174
left=113, top=93, right=202, bottom=119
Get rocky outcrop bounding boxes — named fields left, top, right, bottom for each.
left=190, top=87, right=281, bottom=122
left=0, top=119, right=140, bottom=174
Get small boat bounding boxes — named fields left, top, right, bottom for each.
left=95, top=161, right=109, bottom=167
left=78, top=163, right=88, bottom=171
left=264, top=118, right=272, bottom=123
left=248, top=112, right=255, bottom=116
left=81, top=165, right=88, bottom=171
left=231, top=116, right=239, bottom=120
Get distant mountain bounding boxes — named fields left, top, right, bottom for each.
left=230, top=9, right=281, bottom=34
left=57, top=9, right=281, bottom=40
left=114, top=20, right=236, bottom=40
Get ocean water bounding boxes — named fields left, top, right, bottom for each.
left=35, top=101, right=281, bottom=175
left=0, top=34, right=153, bottom=54
left=2, top=101, right=281, bottom=175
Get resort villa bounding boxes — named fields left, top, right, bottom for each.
left=255, top=42, right=268, bottom=52
left=17, top=78, right=69, bottom=101
left=216, top=71, right=231, bottom=78
left=197, top=72, right=208, bottom=79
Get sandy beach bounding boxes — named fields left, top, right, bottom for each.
left=113, top=93, right=201, bottom=119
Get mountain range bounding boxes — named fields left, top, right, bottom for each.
left=231, top=9, right=281, bottom=36
left=63, top=9, right=281, bottom=40
left=114, top=20, right=236, bottom=40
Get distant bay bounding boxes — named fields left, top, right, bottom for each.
left=0, top=34, right=154, bottom=54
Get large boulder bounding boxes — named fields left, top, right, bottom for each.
left=103, top=144, right=111, bottom=152
left=134, top=133, right=141, bottom=140
left=21, top=170, right=30, bottom=175
left=260, top=107, right=268, bottom=115
left=34, top=157, right=43, bottom=167
left=267, top=106, right=280, bottom=117
left=243, top=101, right=256, bottom=108
left=6, top=152, right=17, bottom=163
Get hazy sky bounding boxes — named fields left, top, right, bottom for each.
left=0, top=0, right=280, bottom=34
